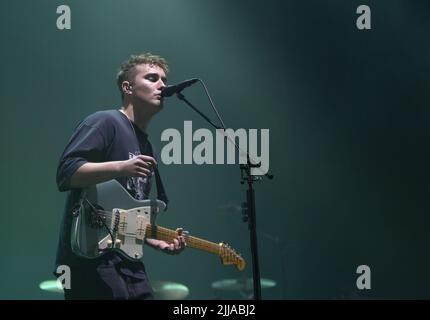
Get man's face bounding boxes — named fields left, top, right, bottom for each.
left=129, top=64, right=167, bottom=109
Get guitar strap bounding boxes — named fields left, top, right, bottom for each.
left=146, top=140, right=169, bottom=210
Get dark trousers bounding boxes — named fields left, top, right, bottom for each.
left=63, top=255, right=154, bottom=300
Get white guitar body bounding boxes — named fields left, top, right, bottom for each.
left=71, top=179, right=165, bottom=261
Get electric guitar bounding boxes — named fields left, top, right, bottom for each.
left=70, top=179, right=246, bottom=271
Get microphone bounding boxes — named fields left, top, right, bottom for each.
left=161, top=78, right=199, bottom=97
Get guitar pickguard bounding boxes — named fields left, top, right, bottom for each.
left=97, top=206, right=153, bottom=259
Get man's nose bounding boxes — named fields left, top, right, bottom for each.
left=159, top=79, right=167, bottom=90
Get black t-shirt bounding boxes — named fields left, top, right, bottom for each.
left=55, top=109, right=156, bottom=270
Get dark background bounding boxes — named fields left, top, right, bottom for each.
left=0, top=0, right=429, bottom=299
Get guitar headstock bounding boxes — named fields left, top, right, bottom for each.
left=219, top=242, right=246, bottom=271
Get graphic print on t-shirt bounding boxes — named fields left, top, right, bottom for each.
left=126, top=151, right=153, bottom=200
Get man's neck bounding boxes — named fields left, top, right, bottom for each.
left=120, top=103, right=154, bottom=133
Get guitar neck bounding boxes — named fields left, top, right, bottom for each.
left=146, top=224, right=221, bottom=255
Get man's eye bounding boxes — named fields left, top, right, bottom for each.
left=147, top=76, right=157, bottom=82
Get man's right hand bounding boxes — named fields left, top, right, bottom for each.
left=120, top=155, right=157, bottom=178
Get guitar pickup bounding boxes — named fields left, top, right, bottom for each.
left=115, top=207, right=151, bottom=238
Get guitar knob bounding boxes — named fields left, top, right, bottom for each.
left=115, top=239, right=122, bottom=248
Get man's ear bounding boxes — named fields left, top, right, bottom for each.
left=122, top=81, right=133, bottom=95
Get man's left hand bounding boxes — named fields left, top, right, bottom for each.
left=146, top=228, right=187, bottom=255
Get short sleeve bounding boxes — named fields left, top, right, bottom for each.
left=56, top=122, right=108, bottom=192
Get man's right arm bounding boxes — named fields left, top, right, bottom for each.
left=69, top=161, right=124, bottom=189
left=68, top=155, right=157, bottom=189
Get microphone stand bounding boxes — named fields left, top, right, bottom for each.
left=175, top=90, right=274, bottom=300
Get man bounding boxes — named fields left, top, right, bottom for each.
left=55, top=53, right=186, bottom=300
